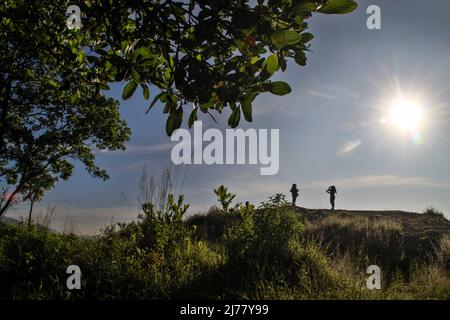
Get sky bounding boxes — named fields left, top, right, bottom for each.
left=8, top=0, right=450, bottom=234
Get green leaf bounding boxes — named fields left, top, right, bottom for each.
left=125, top=21, right=136, bottom=33
left=268, top=81, right=292, bottom=96
left=284, top=30, right=302, bottom=45
left=99, top=83, right=110, bottom=90
left=122, top=80, right=138, bottom=100
left=294, top=51, right=307, bottom=66
left=279, top=54, right=287, bottom=71
left=241, top=94, right=255, bottom=122
left=271, top=31, right=286, bottom=49
left=301, top=32, right=314, bottom=43
left=228, top=107, right=241, bottom=128
left=71, top=90, right=81, bottom=104
left=77, top=51, right=85, bottom=63
left=292, top=2, right=317, bottom=14
left=131, top=69, right=141, bottom=83
left=120, top=40, right=129, bottom=53
left=141, top=84, right=150, bottom=100
left=271, top=30, right=301, bottom=49
left=146, top=92, right=165, bottom=113
left=318, top=0, right=358, bottom=14
left=166, top=108, right=183, bottom=136
left=188, top=107, right=198, bottom=128
left=263, top=54, right=279, bottom=76
left=134, top=47, right=153, bottom=59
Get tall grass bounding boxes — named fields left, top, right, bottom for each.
left=0, top=191, right=448, bottom=300
left=304, top=215, right=406, bottom=275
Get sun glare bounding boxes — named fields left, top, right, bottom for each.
left=388, top=98, right=423, bottom=130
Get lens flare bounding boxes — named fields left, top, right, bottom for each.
left=410, top=129, right=424, bottom=145
left=389, top=98, right=423, bottom=130
left=338, top=139, right=362, bottom=156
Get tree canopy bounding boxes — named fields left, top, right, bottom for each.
left=0, top=0, right=357, bottom=215
left=0, top=1, right=131, bottom=215
left=75, top=0, right=357, bottom=134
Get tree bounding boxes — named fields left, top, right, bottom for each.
left=0, top=1, right=131, bottom=216
left=0, top=0, right=356, bottom=215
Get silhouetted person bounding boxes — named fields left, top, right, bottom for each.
left=290, top=184, right=299, bottom=206
left=326, top=185, right=337, bottom=210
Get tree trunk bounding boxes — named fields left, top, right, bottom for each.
left=0, top=199, right=12, bottom=217
left=0, top=187, right=20, bottom=218
left=28, top=199, right=34, bottom=227
left=0, top=78, right=11, bottom=152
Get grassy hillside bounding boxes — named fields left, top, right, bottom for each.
left=0, top=195, right=449, bottom=300
left=300, top=207, right=450, bottom=263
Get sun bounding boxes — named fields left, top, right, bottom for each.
left=388, top=98, right=424, bottom=130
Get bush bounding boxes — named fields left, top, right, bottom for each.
left=223, top=194, right=304, bottom=288
left=186, top=207, right=242, bottom=242
left=0, top=194, right=225, bottom=299
left=225, top=195, right=302, bottom=262
left=0, top=223, right=85, bottom=299
left=424, top=206, right=446, bottom=219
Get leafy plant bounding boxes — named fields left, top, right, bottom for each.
left=214, top=185, right=237, bottom=213
left=224, top=194, right=304, bottom=273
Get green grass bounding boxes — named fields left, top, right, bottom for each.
left=0, top=197, right=449, bottom=300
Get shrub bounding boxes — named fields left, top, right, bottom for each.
left=0, top=223, right=85, bottom=299
left=424, top=206, right=443, bottom=215
left=0, top=193, right=225, bottom=299
left=224, top=194, right=304, bottom=287
left=213, top=185, right=236, bottom=213
left=186, top=207, right=242, bottom=242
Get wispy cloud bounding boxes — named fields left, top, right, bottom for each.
left=322, top=84, right=360, bottom=101
left=307, top=89, right=338, bottom=101
left=125, top=143, right=173, bottom=153
left=306, top=82, right=361, bottom=102
left=103, top=143, right=173, bottom=155
left=305, top=175, right=450, bottom=189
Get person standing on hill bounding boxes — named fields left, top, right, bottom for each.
left=290, top=184, right=299, bottom=206
left=326, top=185, right=337, bottom=210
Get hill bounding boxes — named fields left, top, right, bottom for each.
left=291, top=207, right=449, bottom=271
left=0, top=216, right=21, bottom=225
left=0, top=216, right=58, bottom=233
left=295, top=206, right=450, bottom=237
left=188, top=205, right=450, bottom=244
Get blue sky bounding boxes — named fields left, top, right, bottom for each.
left=9, top=0, right=450, bottom=234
